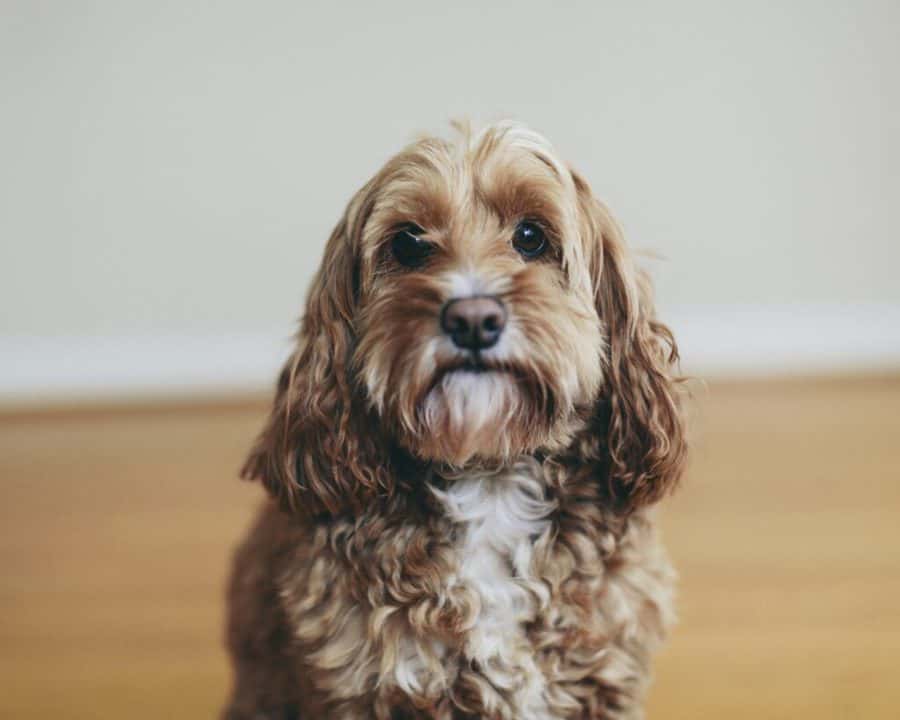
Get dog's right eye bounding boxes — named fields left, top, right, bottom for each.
left=391, top=225, right=433, bottom=268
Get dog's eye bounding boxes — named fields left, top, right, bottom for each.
left=391, top=225, right=433, bottom=268
left=513, top=221, right=547, bottom=259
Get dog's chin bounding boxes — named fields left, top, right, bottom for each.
left=406, top=366, right=542, bottom=466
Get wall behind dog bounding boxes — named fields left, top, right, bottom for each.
left=2, top=1, right=899, bottom=401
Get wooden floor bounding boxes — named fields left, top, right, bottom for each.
left=1, top=377, right=899, bottom=719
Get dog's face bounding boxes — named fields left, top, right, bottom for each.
left=244, top=122, right=685, bottom=517
left=354, top=126, right=602, bottom=465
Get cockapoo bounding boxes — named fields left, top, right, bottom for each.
left=223, top=122, right=687, bottom=720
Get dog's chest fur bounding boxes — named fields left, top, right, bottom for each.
left=276, top=461, right=673, bottom=719
left=423, top=463, right=556, bottom=716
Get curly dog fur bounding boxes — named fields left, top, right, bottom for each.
left=223, top=121, right=687, bottom=719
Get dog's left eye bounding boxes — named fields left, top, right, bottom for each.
left=391, top=225, right=434, bottom=268
left=513, top=221, right=547, bottom=258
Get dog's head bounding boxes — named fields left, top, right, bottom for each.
left=243, top=122, right=686, bottom=517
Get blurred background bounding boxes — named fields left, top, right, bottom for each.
left=1, top=2, right=898, bottom=718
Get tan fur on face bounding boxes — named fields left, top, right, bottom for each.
left=353, top=123, right=603, bottom=466
left=227, top=122, right=688, bottom=719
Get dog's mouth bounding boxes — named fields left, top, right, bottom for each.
left=444, top=357, right=494, bottom=375
left=424, top=356, right=517, bottom=396
left=414, top=355, right=561, bottom=431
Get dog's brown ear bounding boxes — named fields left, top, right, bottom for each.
left=241, top=192, right=392, bottom=519
left=572, top=171, right=687, bottom=513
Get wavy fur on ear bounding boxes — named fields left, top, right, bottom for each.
left=572, top=171, right=688, bottom=513
left=241, top=195, right=393, bottom=518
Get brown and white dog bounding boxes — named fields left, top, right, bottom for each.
left=223, top=122, right=687, bottom=719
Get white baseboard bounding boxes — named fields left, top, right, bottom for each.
left=0, top=331, right=293, bottom=405
left=2, top=304, right=899, bottom=405
left=668, top=303, right=900, bottom=377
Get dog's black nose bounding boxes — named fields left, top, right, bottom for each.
left=440, top=296, right=507, bottom=351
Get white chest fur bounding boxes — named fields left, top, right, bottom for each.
left=431, top=460, right=557, bottom=718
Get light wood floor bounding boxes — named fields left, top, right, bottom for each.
left=1, top=377, right=899, bottom=719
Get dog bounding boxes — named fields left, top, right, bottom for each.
left=223, top=121, right=687, bottom=719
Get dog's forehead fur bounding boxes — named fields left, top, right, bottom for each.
left=356, top=122, right=589, bottom=296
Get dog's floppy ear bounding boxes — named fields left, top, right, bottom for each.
left=241, top=190, right=393, bottom=518
left=572, top=171, right=687, bottom=513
